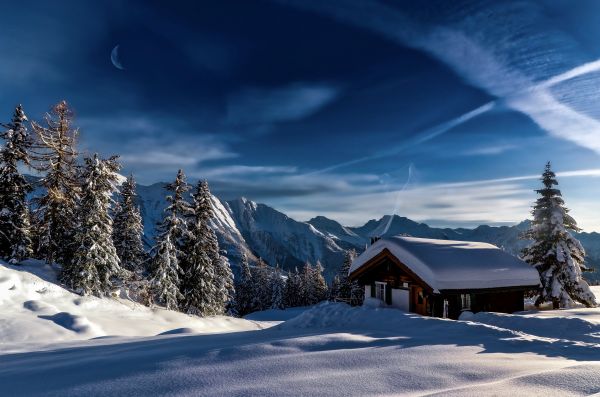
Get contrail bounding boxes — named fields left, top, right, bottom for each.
left=305, top=57, right=600, bottom=176
left=305, top=101, right=495, bottom=176
left=381, top=162, right=414, bottom=235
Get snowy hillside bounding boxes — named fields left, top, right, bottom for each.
left=0, top=261, right=267, bottom=353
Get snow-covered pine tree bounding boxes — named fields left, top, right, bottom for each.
left=329, top=275, right=340, bottom=301
left=522, top=162, right=597, bottom=308
left=0, top=105, right=33, bottom=262
left=112, top=174, right=146, bottom=275
left=284, top=267, right=302, bottom=307
left=31, top=101, right=80, bottom=266
left=252, top=258, right=272, bottom=310
left=149, top=170, right=191, bottom=310
left=336, top=249, right=356, bottom=302
left=149, top=233, right=182, bottom=310
left=180, top=180, right=219, bottom=316
left=300, top=262, right=315, bottom=305
left=67, top=155, right=123, bottom=296
left=312, top=261, right=329, bottom=303
left=270, top=264, right=286, bottom=310
left=190, top=180, right=234, bottom=315
left=235, top=253, right=254, bottom=315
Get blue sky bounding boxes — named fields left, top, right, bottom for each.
left=2, top=0, right=600, bottom=230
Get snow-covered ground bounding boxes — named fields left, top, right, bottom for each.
left=2, top=262, right=600, bottom=396
left=0, top=261, right=268, bottom=353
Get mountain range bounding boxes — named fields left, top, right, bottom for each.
left=135, top=181, right=600, bottom=283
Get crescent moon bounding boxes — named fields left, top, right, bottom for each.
left=110, top=45, right=125, bottom=70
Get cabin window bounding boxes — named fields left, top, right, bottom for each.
left=461, top=294, right=472, bottom=310
left=375, top=282, right=386, bottom=301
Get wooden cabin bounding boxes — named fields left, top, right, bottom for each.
left=349, top=236, right=540, bottom=319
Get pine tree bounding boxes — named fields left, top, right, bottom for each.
left=149, top=170, right=190, bottom=310
left=329, top=275, right=340, bottom=301
left=67, top=155, right=122, bottom=296
left=31, top=101, right=80, bottom=266
left=0, top=105, right=33, bottom=262
left=180, top=180, right=218, bottom=316
left=312, top=261, right=328, bottom=303
left=336, top=249, right=356, bottom=302
left=235, top=253, right=254, bottom=315
left=522, top=162, right=597, bottom=308
left=252, top=258, right=272, bottom=310
left=150, top=233, right=182, bottom=310
left=284, top=267, right=302, bottom=307
left=190, top=180, right=234, bottom=315
left=113, top=174, right=146, bottom=275
left=270, top=264, right=286, bottom=310
left=300, top=262, right=314, bottom=305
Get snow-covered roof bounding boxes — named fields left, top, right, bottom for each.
left=349, top=236, right=540, bottom=292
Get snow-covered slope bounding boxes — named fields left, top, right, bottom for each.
left=0, top=261, right=267, bottom=353
left=226, top=198, right=347, bottom=278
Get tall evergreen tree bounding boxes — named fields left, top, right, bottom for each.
left=284, top=267, right=302, bottom=307
left=149, top=170, right=190, bottom=310
left=31, top=101, right=79, bottom=266
left=0, top=105, right=33, bottom=262
left=252, top=258, right=272, bottom=310
left=150, top=233, right=182, bottom=310
left=312, top=261, right=329, bottom=303
left=235, top=253, right=254, bottom=315
left=180, top=180, right=218, bottom=316
left=113, top=174, right=146, bottom=275
left=191, top=180, right=234, bottom=315
left=522, top=162, right=597, bottom=308
left=336, top=249, right=356, bottom=302
left=270, top=264, right=286, bottom=310
left=67, top=155, right=122, bottom=296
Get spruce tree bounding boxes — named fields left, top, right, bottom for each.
left=284, top=267, right=302, bottom=307
left=329, top=275, right=340, bottom=301
left=31, top=101, right=80, bottom=266
left=150, top=233, right=182, bottom=310
left=336, top=249, right=356, bottom=302
left=67, top=155, right=122, bottom=296
left=113, top=174, right=146, bottom=275
left=0, top=105, right=33, bottom=262
left=312, top=261, right=329, bottom=303
left=149, top=170, right=191, bottom=310
left=522, top=162, right=597, bottom=308
left=235, top=253, right=254, bottom=315
left=180, top=180, right=218, bottom=316
left=300, top=262, right=314, bottom=305
left=188, top=180, right=234, bottom=315
left=270, top=264, right=286, bottom=310
left=252, top=258, right=272, bottom=310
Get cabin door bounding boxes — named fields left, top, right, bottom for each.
left=410, top=286, right=427, bottom=315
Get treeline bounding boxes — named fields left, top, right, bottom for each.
left=0, top=101, right=360, bottom=317
left=235, top=250, right=364, bottom=316
left=0, top=101, right=232, bottom=316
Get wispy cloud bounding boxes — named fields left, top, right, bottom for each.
left=461, top=144, right=517, bottom=156
left=283, top=0, right=600, bottom=156
left=265, top=167, right=600, bottom=231
left=226, top=82, right=339, bottom=126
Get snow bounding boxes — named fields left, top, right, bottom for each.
left=350, top=236, right=540, bottom=291
left=0, top=260, right=267, bottom=353
left=3, top=263, right=600, bottom=395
